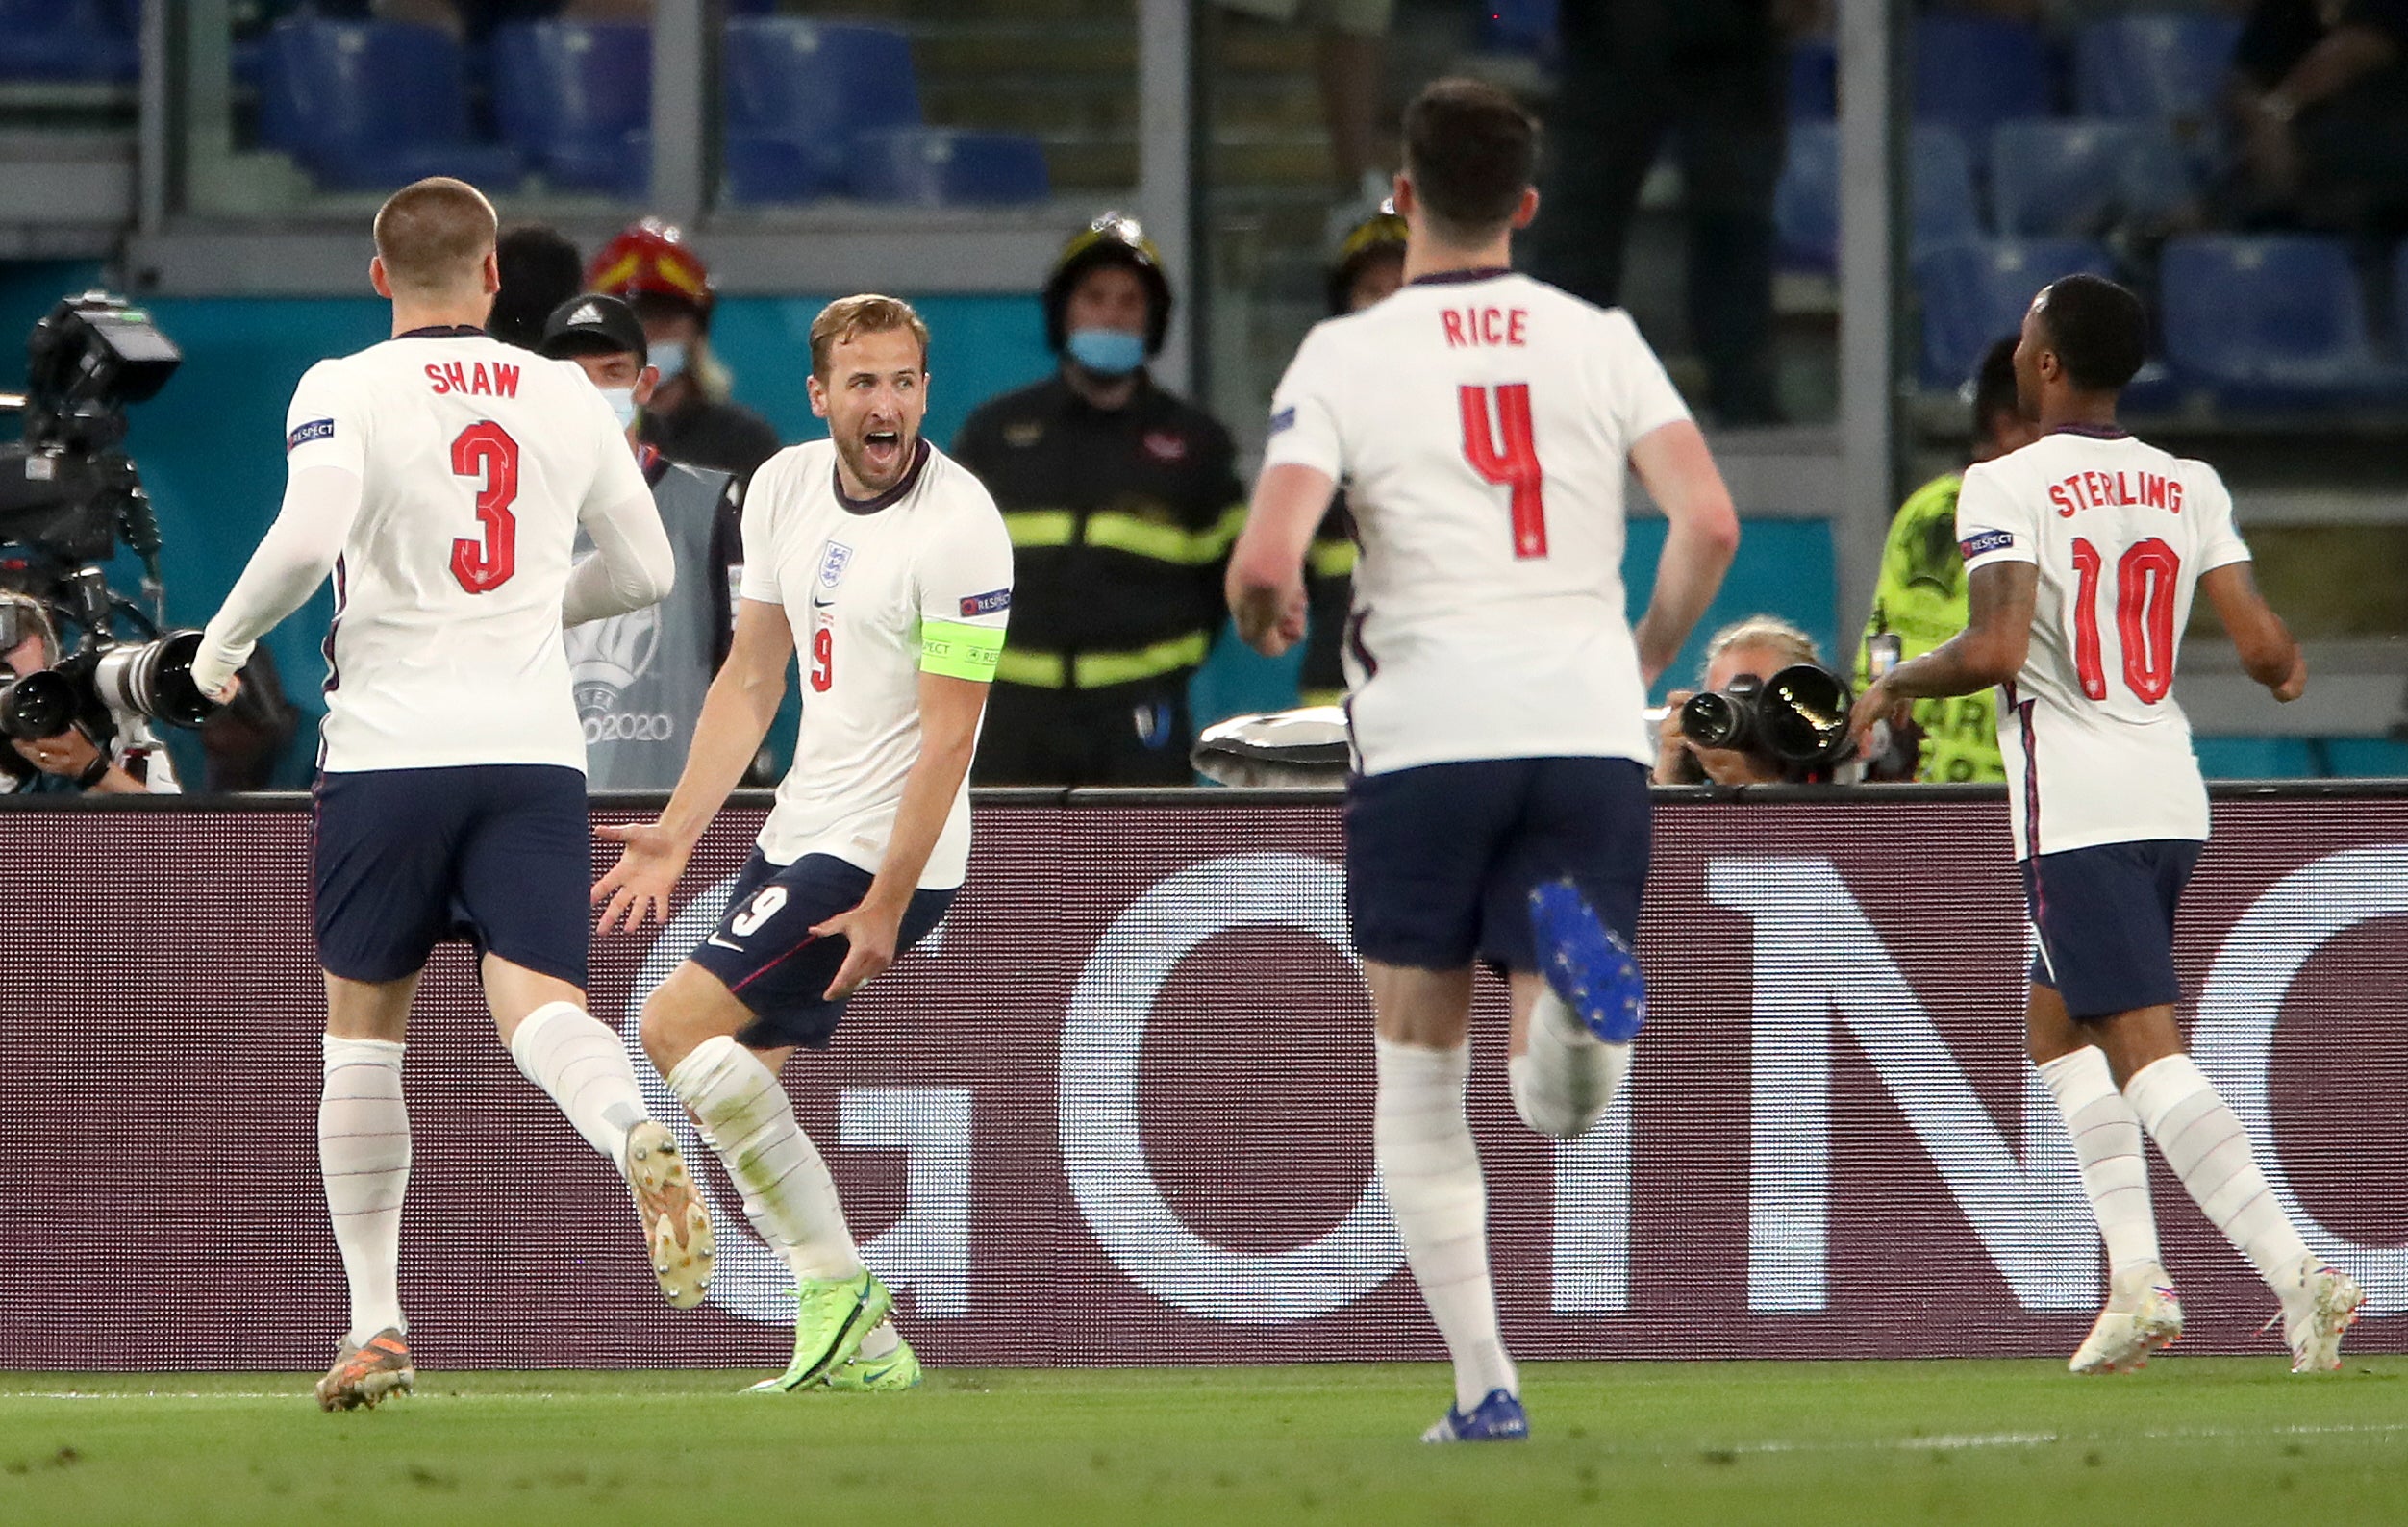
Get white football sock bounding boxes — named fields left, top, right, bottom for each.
left=1509, top=989, right=1630, bottom=1139
left=319, top=1036, right=411, bottom=1346
left=666, top=1036, right=861, bottom=1281
left=2037, top=1047, right=2161, bottom=1280
left=2125, top=1054, right=2311, bottom=1289
left=509, top=1000, right=650, bottom=1166
left=1375, top=1038, right=1516, bottom=1411
left=855, top=1321, right=902, bottom=1360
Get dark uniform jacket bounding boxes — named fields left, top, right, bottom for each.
left=952, top=370, right=1245, bottom=782
left=640, top=393, right=781, bottom=487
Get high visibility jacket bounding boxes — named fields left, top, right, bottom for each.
left=1858, top=471, right=2006, bottom=783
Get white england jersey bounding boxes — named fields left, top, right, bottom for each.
left=1957, top=427, right=2251, bottom=859
left=283, top=330, right=655, bottom=772
left=1261, top=270, right=1692, bottom=775
left=740, top=438, right=1012, bottom=888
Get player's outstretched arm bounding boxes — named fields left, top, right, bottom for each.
left=564, top=485, right=675, bottom=627
left=594, top=595, right=792, bottom=931
left=1227, top=463, right=1333, bottom=658
left=190, top=464, right=364, bottom=699
left=2201, top=562, right=2306, bottom=702
left=1628, top=421, right=1741, bottom=687
left=812, top=670, right=988, bottom=999
left=1849, top=562, right=2037, bottom=745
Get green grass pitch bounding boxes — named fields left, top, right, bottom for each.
left=3, top=1360, right=2403, bottom=1525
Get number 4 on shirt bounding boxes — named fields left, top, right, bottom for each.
left=1460, top=383, right=1547, bottom=559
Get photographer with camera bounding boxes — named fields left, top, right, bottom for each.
left=1653, top=614, right=1853, bottom=786
left=0, top=589, right=164, bottom=794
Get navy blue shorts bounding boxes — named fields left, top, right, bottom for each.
left=1345, top=756, right=1651, bottom=972
left=2024, top=839, right=2202, bottom=1020
left=313, top=764, right=591, bottom=988
left=689, top=852, right=955, bottom=1051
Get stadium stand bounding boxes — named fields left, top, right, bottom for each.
left=2160, top=236, right=2408, bottom=409
left=491, top=21, right=652, bottom=198
left=257, top=18, right=524, bottom=192
left=0, top=0, right=138, bottom=83
left=1986, top=118, right=2193, bottom=238
left=2072, top=11, right=2243, bottom=143
left=849, top=127, right=1051, bottom=207
left=1915, top=238, right=2115, bottom=387
left=1912, top=13, right=2053, bottom=171
left=721, top=17, right=921, bottom=203
left=1776, top=123, right=1980, bottom=271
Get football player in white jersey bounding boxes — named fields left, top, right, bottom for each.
left=593, top=295, right=1012, bottom=1395
left=189, top=178, right=710, bottom=1410
left=1228, top=79, right=1740, bottom=1441
left=1852, top=274, right=2364, bottom=1375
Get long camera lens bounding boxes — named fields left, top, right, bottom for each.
left=91, top=628, right=218, bottom=729
left=1758, top=663, right=1854, bottom=764
left=0, top=669, right=76, bottom=741
left=1679, top=672, right=1764, bottom=751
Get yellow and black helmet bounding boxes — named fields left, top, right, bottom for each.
left=1327, top=202, right=1408, bottom=315
left=1043, top=211, right=1174, bottom=356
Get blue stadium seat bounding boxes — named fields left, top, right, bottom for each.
left=2074, top=13, right=2242, bottom=133
left=2193, top=737, right=2323, bottom=780
left=2322, top=738, right=2408, bottom=778
left=1790, top=36, right=1837, bottom=119
left=258, top=20, right=524, bottom=191
left=492, top=22, right=651, bottom=197
left=1775, top=124, right=1980, bottom=271
left=849, top=128, right=1050, bottom=208
left=721, top=17, right=919, bottom=203
left=0, top=0, right=138, bottom=83
left=1913, top=15, right=2052, bottom=164
left=1915, top=238, right=2115, bottom=387
left=1988, top=118, right=2193, bottom=238
left=1480, top=0, right=1558, bottom=60
left=2160, top=236, right=2408, bottom=408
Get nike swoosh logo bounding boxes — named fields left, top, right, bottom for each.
left=705, top=932, right=742, bottom=950
left=811, top=595, right=835, bottom=609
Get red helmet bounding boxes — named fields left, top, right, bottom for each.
left=586, top=218, right=715, bottom=314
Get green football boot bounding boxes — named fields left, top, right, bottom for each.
left=746, top=1268, right=892, bottom=1393
left=822, top=1334, right=922, bottom=1392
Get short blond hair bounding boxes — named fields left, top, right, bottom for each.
left=1702, top=614, right=1819, bottom=676
left=373, top=177, right=498, bottom=297
left=809, top=293, right=930, bottom=379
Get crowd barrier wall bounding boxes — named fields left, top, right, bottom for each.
left=1, top=786, right=2399, bottom=1370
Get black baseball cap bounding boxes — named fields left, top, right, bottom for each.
left=539, top=292, right=648, bottom=365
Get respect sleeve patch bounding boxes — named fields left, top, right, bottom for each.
left=957, top=588, right=1012, bottom=618
left=287, top=418, right=337, bottom=452
left=920, top=618, right=1005, bottom=680
left=1959, top=529, right=2016, bottom=559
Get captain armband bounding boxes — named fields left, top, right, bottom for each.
left=919, top=618, right=1006, bottom=681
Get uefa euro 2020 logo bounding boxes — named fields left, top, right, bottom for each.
left=567, top=604, right=670, bottom=742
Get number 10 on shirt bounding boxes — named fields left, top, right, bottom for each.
left=1460, top=383, right=1547, bottom=560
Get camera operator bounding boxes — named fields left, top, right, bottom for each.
left=1653, top=614, right=1827, bottom=786
left=0, top=589, right=163, bottom=794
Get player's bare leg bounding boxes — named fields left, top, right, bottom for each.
left=487, top=955, right=712, bottom=1308
left=316, top=971, right=417, bottom=1410
left=1367, top=962, right=1526, bottom=1442
left=643, top=964, right=890, bottom=1391
left=2027, top=983, right=2179, bottom=1372
left=2092, top=1003, right=2363, bottom=1372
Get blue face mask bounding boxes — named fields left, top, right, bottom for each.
left=649, top=339, right=688, bottom=383
left=600, top=386, right=639, bottom=433
left=1065, top=328, right=1146, bottom=377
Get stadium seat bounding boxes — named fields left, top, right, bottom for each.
left=2322, top=738, right=2408, bottom=778
left=1988, top=119, right=2193, bottom=238
left=1790, top=36, right=1837, bottom=120
left=492, top=21, right=652, bottom=197
left=721, top=17, right=919, bottom=203
left=257, top=19, right=524, bottom=191
left=2193, top=737, right=2323, bottom=780
left=2160, top=236, right=2408, bottom=408
left=0, top=0, right=139, bottom=83
left=1915, top=238, right=2114, bottom=387
left=2074, top=13, right=2243, bottom=135
left=1776, top=124, right=1980, bottom=271
left=849, top=128, right=1051, bottom=208
left=1480, top=0, right=1558, bottom=60
left=1913, top=15, right=2053, bottom=164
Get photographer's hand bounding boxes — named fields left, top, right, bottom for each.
left=593, top=819, right=694, bottom=933
left=1847, top=676, right=1913, bottom=757
left=13, top=727, right=141, bottom=792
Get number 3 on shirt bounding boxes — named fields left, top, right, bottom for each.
left=1460, top=383, right=1547, bottom=559
left=449, top=420, right=519, bottom=594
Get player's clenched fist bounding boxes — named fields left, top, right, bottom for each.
left=593, top=818, right=693, bottom=932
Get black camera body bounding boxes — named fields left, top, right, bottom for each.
left=1680, top=663, right=1858, bottom=775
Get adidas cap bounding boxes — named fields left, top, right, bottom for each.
left=539, top=291, right=649, bottom=365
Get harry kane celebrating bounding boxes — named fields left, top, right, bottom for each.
left=1852, top=275, right=2365, bottom=1375
left=1228, top=80, right=1740, bottom=1441
left=594, top=295, right=1010, bottom=1395
left=190, top=178, right=707, bottom=1411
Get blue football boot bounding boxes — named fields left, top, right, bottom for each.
left=1422, top=1388, right=1529, bottom=1443
left=1528, top=878, right=1646, bottom=1043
